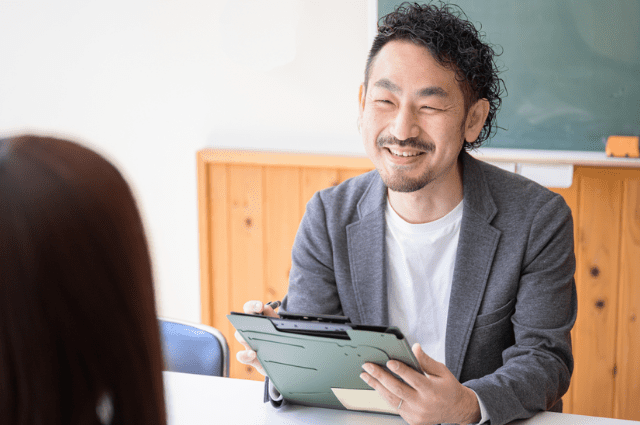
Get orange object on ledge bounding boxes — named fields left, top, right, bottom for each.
left=605, top=136, right=640, bottom=158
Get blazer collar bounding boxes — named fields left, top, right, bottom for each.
left=459, top=150, right=498, bottom=222
left=345, top=173, right=388, bottom=325
left=357, top=171, right=388, bottom=219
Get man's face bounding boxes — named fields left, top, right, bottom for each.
left=359, top=40, right=470, bottom=193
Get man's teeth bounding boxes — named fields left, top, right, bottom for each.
left=389, top=148, right=421, bottom=157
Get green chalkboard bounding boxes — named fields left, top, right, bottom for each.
left=377, top=1, right=640, bottom=152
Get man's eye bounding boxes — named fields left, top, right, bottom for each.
left=421, top=105, right=441, bottom=111
left=376, top=99, right=393, bottom=105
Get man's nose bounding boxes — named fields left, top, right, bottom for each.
left=390, top=106, right=420, bottom=141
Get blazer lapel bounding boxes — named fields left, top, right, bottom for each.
left=445, top=152, right=501, bottom=379
left=346, top=174, right=388, bottom=326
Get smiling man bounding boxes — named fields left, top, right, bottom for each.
left=359, top=38, right=488, bottom=223
left=237, top=3, right=577, bottom=425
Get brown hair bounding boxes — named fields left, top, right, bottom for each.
left=0, top=135, right=166, bottom=424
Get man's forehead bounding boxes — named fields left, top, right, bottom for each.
left=367, top=41, right=460, bottom=97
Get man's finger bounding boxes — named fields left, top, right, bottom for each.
left=360, top=369, right=404, bottom=413
left=236, top=349, right=256, bottom=364
left=412, top=343, right=448, bottom=377
left=243, top=300, right=263, bottom=314
left=386, top=358, right=431, bottom=391
left=362, top=363, right=415, bottom=402
left=236, top=350, right=266, bottom=375
left=262, top=304, right=279, bottom=318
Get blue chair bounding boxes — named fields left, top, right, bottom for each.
left=159, top=317, right=230, bottom=377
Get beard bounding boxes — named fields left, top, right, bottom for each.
left=376, top=134, right=437, bottom=193
left=380, top=168, right=436, bottom=192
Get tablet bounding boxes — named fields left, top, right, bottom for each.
left=227, top=311, right=422, bottom=414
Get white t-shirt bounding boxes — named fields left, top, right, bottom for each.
left=385, top=198, right=463, bottom=364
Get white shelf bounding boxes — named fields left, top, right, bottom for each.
left=471, top=147, right=640, bottom=168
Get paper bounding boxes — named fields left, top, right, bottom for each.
left=331, top=388, right=399, bottom=415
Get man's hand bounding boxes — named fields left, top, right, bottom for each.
left=360, top=343, right=481, bottom=425
left=234, top=300, right=280, bottom=376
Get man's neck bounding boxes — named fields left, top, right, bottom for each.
left=387, top=159, right=464, bottom=224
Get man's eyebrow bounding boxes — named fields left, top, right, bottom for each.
left=416, top=86, right=448, bottom=98
left=373, top=78, right=449, bottom=98
left=373, top=78, right=401, bottom=94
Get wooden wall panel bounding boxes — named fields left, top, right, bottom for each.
left=572, top=168, right=623, bottom=418
left=228, top=165, right=264, bottom=380
left=197, top=155, right=212, bottom=325
left=210, top=165, right=230, bottom=334
left=615, top=176, right=640, bottom=420
left=264, top=167, right=301, bottom=313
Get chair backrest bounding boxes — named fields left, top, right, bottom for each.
left=159, top=317, right=230, bottom=377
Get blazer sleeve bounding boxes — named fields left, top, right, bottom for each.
left=464, top=195, right=577, bottom=425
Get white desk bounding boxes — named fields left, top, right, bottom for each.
left=163, top=371, right=639, bottom=425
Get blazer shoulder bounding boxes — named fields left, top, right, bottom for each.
left=308, top=170, right=381, bottom=224
left=315, top=170, right=379, bottom=207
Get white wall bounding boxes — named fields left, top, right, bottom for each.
left=0, top=0, right=370, bottom=323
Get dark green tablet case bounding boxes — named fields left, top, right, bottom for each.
left=227, top=312, right=421, bottom=411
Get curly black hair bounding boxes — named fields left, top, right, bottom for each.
left=364, top=2, right=505, bottom=149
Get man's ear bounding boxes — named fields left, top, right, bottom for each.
left=358, top=84, right=366, bottom=111
left=464, top=98, right=490, bottom=144
left=358, top=84, right=366, bottom=130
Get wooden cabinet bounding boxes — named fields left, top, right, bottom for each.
left=197, top=149, right=640, bottom=421
left=552, top=167, right=640, bottom=420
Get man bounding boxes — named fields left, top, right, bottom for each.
left=237, top=3, right=576, bottom=425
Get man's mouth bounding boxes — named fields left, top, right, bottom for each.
left=386, top=147, right=425, bottom=157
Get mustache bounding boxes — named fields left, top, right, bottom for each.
left=376, top=135, right=435, bottom=152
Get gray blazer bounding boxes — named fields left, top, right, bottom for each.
left=277, top=151, right=577, bottom=425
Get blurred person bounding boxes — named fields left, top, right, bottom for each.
left=0, top=135, right=167, bottom=425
